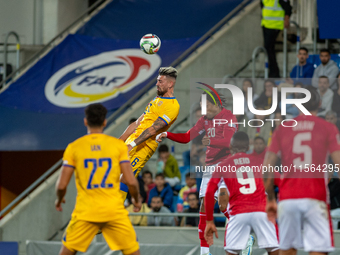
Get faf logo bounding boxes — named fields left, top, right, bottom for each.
left=45, top=49, right=161, bottom=108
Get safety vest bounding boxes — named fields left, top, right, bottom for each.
left=261, top=0, right=285, bottom=30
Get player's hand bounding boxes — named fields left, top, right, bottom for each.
left=127, top=144, right=133, bottom=152
left=202, top=135, right=210, bottom=146
left=55, top=198, right=66, bottom=211
left=266, top=199, right=277, bottom=225
left=156, top=132, right=167, bottom=143
left=132, top=197, right=142, bottom=212
left=204, top=220, right=218, bottom=246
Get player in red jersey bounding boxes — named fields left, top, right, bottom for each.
left=264, top=87, right=340, bottom=255
left=205, top=131, right=279, bottom=255
left=156, top=91, right=237, bottom=255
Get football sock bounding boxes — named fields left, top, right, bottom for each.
left=198, top=213, right=209, bottom=254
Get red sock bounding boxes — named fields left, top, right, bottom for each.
left=198, top=213, right=209, bottom=247
left=221, top=208, right=229, bottom=219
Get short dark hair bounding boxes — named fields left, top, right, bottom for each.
left=319, top=75, right=329, bottom=81
left=185, top=172, right=191, bottom=178
left=151, top=196, right=163, bottom=202
left=142, top=170, right=152, bottom=178
left=129, top=118, right=137, bottom=124
left=158, top=144, right=169, bottom=153
left=254, top=136, right=265, bottom=143
left=243, top=78, right=254, bottom=87
left=158, top=66, right=178, bottom=79
left=264, top=79, right=276, bottom=87
left=320, top=48, right=330, bottom=54
left=231, top=131, right=249, bottom=151
left=299, top=47, right=308, bottom=54
left=187, top=192, right=199, bottom=200
left=85, top=103, right=107, bottom=127
left=300, top=87, right=320, bottom=112
left=155, top=173, right=165, bottom=179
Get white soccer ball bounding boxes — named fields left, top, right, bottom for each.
left=140, top=34, right=161, bottom=55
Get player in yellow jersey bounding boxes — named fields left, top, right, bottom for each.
left=55, top=103, right=141, bottom=255
left=119, top=66, right=180, bottom=200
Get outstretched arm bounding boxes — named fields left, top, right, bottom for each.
left=119, top=113, right=144, bottom=142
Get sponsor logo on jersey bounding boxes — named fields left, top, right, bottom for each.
left=45, top=49, right=161, bottom=108
left=162, top=114, right=171, bottom=123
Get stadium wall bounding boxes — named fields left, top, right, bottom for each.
left=0, top=169, right=76, bottom=255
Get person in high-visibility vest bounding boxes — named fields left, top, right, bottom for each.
left=261, top=0, right=292, bottom=78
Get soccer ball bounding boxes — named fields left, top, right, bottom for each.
left=140, top=34, right=161, bottom=55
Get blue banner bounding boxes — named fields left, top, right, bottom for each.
left=0, top=34, right=197, bottom=113
left=317, top=0, right=340, bottom=39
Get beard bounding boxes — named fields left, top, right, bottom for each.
left=157, top=88, right=167, bottom=96
left=153, top=206, right=161, bottom=212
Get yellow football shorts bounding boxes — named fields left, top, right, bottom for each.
left=62, top=215, right=139, bottom=254
left=129, top=144, right=155, bottom=177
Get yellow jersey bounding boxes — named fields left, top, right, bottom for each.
left=126, top=96, right=180, bottom=151
left=63, top=133, right=129, bottom=222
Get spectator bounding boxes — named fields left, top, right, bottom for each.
left=272, top=110, right=285, bottom=133
left=331, top=73, right=340, bottom=117
left=317, top=76, right=334, bottom=117
left=290, top=47, right=315, bottom=85
left=126, top=193, right=150, bottom=226
left=325, top=111, right=340, bottom=131
left=254, top=79, right=280, bottom=111
left=285, top=82, right=304, bottom=118
left=246, top=105, right=272, bottom=150
left=142, top=170, right=156, bottom=203
left=251, top=136, right=266, bottom=159
left=147, top=196, right=174, bottom=226
left=312, top=49, right=339, bottom=90
left=261, top=0, right=292, bottom=77
left=243, top=79, right=259, bottom=119
left=177, top=173, right=197, bottom=212
left=157, top=144, right=181, bottom=187
left=180, top=192, right=200, bottom=227
left=148, top=173, right=173, bottom=210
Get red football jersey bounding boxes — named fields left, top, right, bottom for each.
left=207, top=152, right=266, bottom=217
left=268, top=115, right=340, bottom=202
left=191, top=108, right=238, bottom=165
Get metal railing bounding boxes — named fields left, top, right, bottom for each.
left=0, top=0, right=108, bottom=91
left=251, top=46, right=268, bottom=90
left=3, top=31, right=20, bottom=82
left=283, top=21, right=301, bottom=78
left=0, top=0, right=253, bottom=218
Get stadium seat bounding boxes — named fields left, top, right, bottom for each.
left=0, top=242, right=18, bottom=255
left=307, top=54, right=340, bottom=69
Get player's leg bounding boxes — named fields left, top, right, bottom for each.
left=61, top=217, right=100, bottom=254
left=278, top=200, right=303, bottom=253
left=102, top=214, right=140, bottom=255
left=302, top=199, right=334, bottom=255
left=280, top=249, right=297, bottom=255
left=224, top=213, right=252, bottom=255
left=119, top=146, right=154, bottom=201
left=198, top=176, right=212, bottom=255
left=251, top=211, right=279, bottom=254
left=59, top=245, right=77, bottom=255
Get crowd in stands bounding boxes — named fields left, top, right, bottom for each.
left=125, top=47, right=340, bottom=229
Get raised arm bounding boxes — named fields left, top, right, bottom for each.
left=120, top=113, right=144, bottom=142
